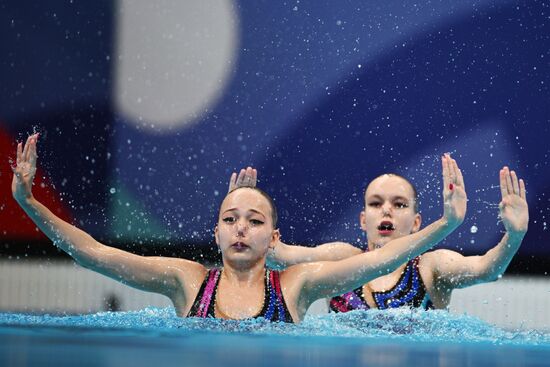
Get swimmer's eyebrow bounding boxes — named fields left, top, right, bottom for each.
left=222, top=208, right=266, bottom=217
left=367, top=194, right=411, bottom=202
left=392, top=195, right=411, bottom=202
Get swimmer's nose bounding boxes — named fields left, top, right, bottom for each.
left=236, top=220, right=248, bottom=236
left=382, top=202, right=393, bottom=216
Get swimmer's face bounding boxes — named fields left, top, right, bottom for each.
left=215, top=188, right=279, bottom=266
left=360, top=175, right=421, bottom=250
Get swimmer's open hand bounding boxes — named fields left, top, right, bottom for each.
left=11, top=134, right=38, bottom=203
left=442, top=154, right=467, bottom=228
left=499, top=167, right=528, bottom=236
left=228, top=166, right=257, bottom=193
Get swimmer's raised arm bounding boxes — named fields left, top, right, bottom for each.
left=11, top=135, right=204, bottom=301
left=287, top=154, right=467, bottom=302
left=427, top=166, right=528, bottom=289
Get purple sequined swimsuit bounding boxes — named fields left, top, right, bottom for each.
left=187, top=268, right=294, bottom=323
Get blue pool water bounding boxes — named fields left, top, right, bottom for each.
left=1, top=308, right=549, bottom=367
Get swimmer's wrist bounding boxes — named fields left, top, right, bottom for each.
left=506, top=230, right=526, bottom=242
left=14, top=194, right=36, bottom=207
left=437, top=217, right=458, bottom=231
left=267, top=242, right=277, bottom=258
left=267, top=241, right=291, bottom=266
left=272, top=240, right=287, bottom=256
left=441, top=213, right=465, bottom=229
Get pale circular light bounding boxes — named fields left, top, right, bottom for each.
left=114, top=0, right=239, bottom=132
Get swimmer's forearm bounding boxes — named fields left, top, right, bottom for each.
left=307, top=218, right=457, bottom=296
left=16, top=196, right=99, bottom=261
left=374, top=217, right=456, bottom=272
left=355, top=218, right=455, bottom=280
left=269, top=241, right=360, bottom=267
left=267, top=242, right=319, bottom=269
left=476, top=232, right=525, bottom=281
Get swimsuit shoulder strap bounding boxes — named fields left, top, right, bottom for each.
left=373, top=257, right=431, bottom=309
left=186, top=268, right=222, bottom=318
left=259, top=269, right=294, bottom=323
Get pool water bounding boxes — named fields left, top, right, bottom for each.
left=1, top=308, right=549, bottom=367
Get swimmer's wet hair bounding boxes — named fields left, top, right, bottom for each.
left=223, top=186, right=278, bottom=228
left=365, top=173, right=419, bottom=213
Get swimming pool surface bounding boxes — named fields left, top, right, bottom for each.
left=1, top=308, right=549, bottom=367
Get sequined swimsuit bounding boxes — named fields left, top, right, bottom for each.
left=330, top=257, right=434, bottom=312
left=187, top=268, right=294, bottom=323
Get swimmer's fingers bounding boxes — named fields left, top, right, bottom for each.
left=236, top=168, right=247, bottom=187
left=22, top=135, right=32, bottom=163
left=228, top=172, right=238, bottom=193
left=510, top=170, right=520, bottom=196
left=230, top=167, right=257, bottom=191
left=231, top=168, right=251, bottom=191
left=29, top=135, right=38, bottom=167
left=248, top=167, right=257, bottom=187
left=239, top=167, right=256, bottom=187
left=499, top=167, right=508, bottom=199
left=442, top=155, right=451, bottom=191
left=519, top=178, right=526, bottom=200
left=447, top=154, right=456, bottom=183
left=505, top=167, right=514, bottom=197
left=16, top=142, right=23, bottom=167
left=452, top=158, right=464, bottom=189
left=457, top=163, right=465, bottom=189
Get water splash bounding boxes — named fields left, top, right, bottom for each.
left=1, top=307, right=548, bottom=346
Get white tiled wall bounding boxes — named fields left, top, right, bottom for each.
left=0, top=260, right=172, bottom=313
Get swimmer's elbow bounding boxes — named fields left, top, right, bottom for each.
left=69, top=242, right=110, bottom=269
left=476, top=259, right=508, bottom=284
left=480, top=271, right=502, bottom=284
left=266, top=257, right=286, bottom=270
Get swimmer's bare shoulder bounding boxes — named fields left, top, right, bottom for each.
left=157, top=258, right=208, bottom=315
left=56, top=241, right=208, bottom=312
left=421, top=248, right=479, bottom=286
left=279, top=262, right=328, bottom=322
left=417, top=250, right=457, bottom=307
left=419, top=249, right=453, bottom=273
left=419, top=248, right=493, bottom=308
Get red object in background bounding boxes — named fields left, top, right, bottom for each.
left=0, top=125, right=73, bottom=240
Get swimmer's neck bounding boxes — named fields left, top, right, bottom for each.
left=221, top=260, right=266, bottom=285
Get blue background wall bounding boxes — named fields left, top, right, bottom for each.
left=1, top=1, right=548, bottom=266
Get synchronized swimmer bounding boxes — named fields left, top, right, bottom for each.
left=264, top=160, right=528, bottom=311
left=11, top=133, right=525, bottom=322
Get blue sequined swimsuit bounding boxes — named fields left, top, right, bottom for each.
left=330, top=257, right=434, bottom=312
